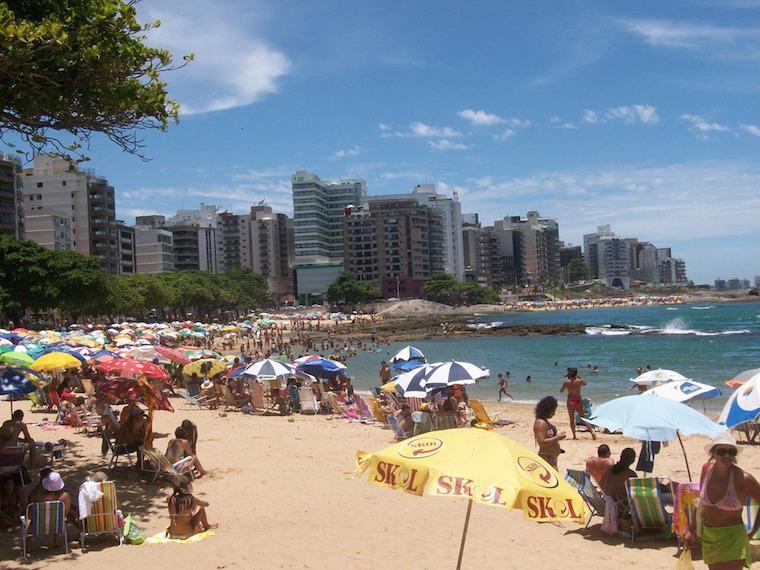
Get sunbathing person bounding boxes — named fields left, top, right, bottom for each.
left=586, top=444, right=615, bottom=487
left=394, top=404, right=414, bottom=436
left=35, top=471, right=78, bottom=527
left=180, top=420, right=199, bottom=455
left=167, top=478, right=217, bottom=539
left=0, top=410, right=39, bottom=467
left=166, top=427, right=207, bottom=477
left=601, top=447, right=637, bottom=524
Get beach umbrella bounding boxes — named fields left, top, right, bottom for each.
left=31, top=352, right=82, bottom=372
left=393, top=365, right=434, bottom=398
left=586, top=395, right=725, bottom=480
left=182, top=358, right=227, bottom=378
left=644, top=380, right=721, bottom=403
left=0, top=367, right=43, bottom=412
left=243, top=359, right=293, bottom=378
left=423, top=361, right=490, bottom=391
left=0, top=351, right=34, bottom=367
left=629, top=368, right=689, bottom=386
left=357, top=429, right=584, bottom=569
left=719, top=373, right=760, bottom=429
left=97, top=358, right=169, bottom=381
left=725, top=367, right=760, bottom=389
left=296, top=357, right=346, bottom=380
left=391, top=360, right=425, bottom=373
left=391, top=345, right=426, bottom=363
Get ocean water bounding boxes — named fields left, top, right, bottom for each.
left=346, top=301, right=760, bottom=409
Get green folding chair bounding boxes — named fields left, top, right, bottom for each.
left=20, top=500, right=69, bottom=558
left=625, top=477, right=672, bottom=542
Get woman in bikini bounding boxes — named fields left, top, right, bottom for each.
left=685, top=433, right=760, bottom=569
left=533, top=396, right=566, bottom=471
left=167, top=478, right=217, bottom=539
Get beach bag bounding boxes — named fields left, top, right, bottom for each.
left=123, top=515, right=148, bottom=545
left=675, top=549, right=694, bottom=570
left=601, top=496, right=619, bottom=535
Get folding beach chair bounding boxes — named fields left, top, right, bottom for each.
left=80, top=481, right=123, bottom=549
left=565, top=469, right=606, bottom=528
left=354, top=395, right=375, bottom=422
left=0, top=445, right=26, bottom=484
left=625, top=477, right=672, bottom=542
left=367, top=396, right=388, bottom=424
left=744, top=497, right=760, bottom=539
left=101, top=429, right=134, bottom=470
left=323, top=392, right=349, bottom=417
left=176, top=389, right=209, bottom=408
left=405, top=397, right=423, bottom=412
left=469, top=399, right=512, bottom=428
left=139, top=447, right=194, bottom=483
left=81, top=378, right=96, bottom=397
left=20, top=501, right=69, bottom=558
left=220, top=385, right=243, bottom=410
left=411, top=411, right=434, bottom=435
left=28, top=390, right=48, bottom=412
left=387, top=415, right=408, bottom=441
left=298, top=386, right=319, bottom=414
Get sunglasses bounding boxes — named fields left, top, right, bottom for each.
left=715, top=448, right=737, bottom=457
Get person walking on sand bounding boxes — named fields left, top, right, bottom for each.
left=497, top=373, right=514, bottom=401
left=560, top=367, right=595, bottom=441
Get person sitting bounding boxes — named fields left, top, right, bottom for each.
left=0, top=410, right=38, bottom=467
left=456, top=402, right=469, bottom=428
left=180, top=420, right=199, bottom=455
left=35, top=471, right=78, bottom=527
left=601, top=447, right=637, bottom=525
left=586, top=444, right=615, bottom=487
left=199, top=380, right=219, bottom=408
left=166, top=477, right=217, bottom=540
left=166, top=427, right=207, bottom=477
left=0, top=475, right=25, bottom=528
left=394, top=404, right=414, bottom=436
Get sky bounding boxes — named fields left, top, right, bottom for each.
left=76, top=0, right=760, bottom=284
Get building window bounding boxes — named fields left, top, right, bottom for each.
left=62, top=181, right=67, bottom=186
left=36, top=182, right=43, bottom=188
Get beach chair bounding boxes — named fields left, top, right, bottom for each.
left=574, top=398, right=596, bottom=433
left=28, top=390, right=47, bottom=412
left=0, top=445, right=26, bottom=483
left=565, top=469, right=606, bottom=528
left=367, top=396, right=389, bottom=424
left=354, top=395, right=375, bottom=422
left=387, top=415, right=408, bottom=441
left=250, top=381, right=267, bottom=413
left=80, top=481, right=123, bottom=549
left=298, top=386, right=319, bottom=414
left=411, top=411, right=434, bottom=435
left=220, top=385, right=242, bottom=410
left=101, top=429, right=134, bottom=470
left=469, top=399, right=512, bottom=428
left=323, top=392, right=349, bottom=417
left=139, top=447, right=194, bottom=483
left=625, top=477, right=673, bottom=542
left=744, top=497, right=760, bottom=539
left=81, top=378, right=96, bottom=397
left=436, top=413, right=459, bottom=431
left=20, top=501, right=69, bottom=558
left=176, top=389, right=209, bottom=408
left=405, top=397, right=423, bottom=412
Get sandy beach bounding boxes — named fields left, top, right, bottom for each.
left=3, top=398, right=758, bottom=569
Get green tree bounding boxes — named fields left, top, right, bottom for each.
left=567, top=258, right=590, bottom=283
left=216, top=267, right=271, bottom=312
left=123, top=273, right=174, bottom=316
left=422, top=273, right=460, bottom=305
left=459, top=282, right=500, bottom=305
left=46, top=248, right=110, bottom=318
left=327, top=273, right=380, bottom=308
left=0, top=0, right=191, bottom=159
left=0, top=234, right=57, bottom=321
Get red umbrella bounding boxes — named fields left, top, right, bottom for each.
left=99, top=377, right=174, bottom=412
left=97, top=358, right=169, bottom=382
left=155, top=346, right=191, bottom=365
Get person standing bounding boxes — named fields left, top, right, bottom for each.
left=560, top=367, right=595, bottom=440
left=379, top=361, right=391, bottom=384
left=533, top=396, right=566, bottom=471
left=497, top=373, right=514, bottom=401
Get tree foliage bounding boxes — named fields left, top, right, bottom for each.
left=0, top=0, right=191, bottom=160
left=423, top=274, right=500, bottom=306
left=0, top=236, right=271, bottom=322
left=567, top=257, right=590, bottom=283
left=326, top=273, right=380, bottom=308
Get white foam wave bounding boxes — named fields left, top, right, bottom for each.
left=585, top=327, right=631, bottom=336
left=666, top=307, right=679, bottom=311
left=691, top=306, right=714, bottom=310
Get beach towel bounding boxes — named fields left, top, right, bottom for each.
left=144, top=530, right=215, bottom=545
left=602, top=495, right=619, bottom=535
left=78, top=480, right=104, bottom=518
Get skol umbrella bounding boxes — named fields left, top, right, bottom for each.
left=644, top=380, right=721, bottom=403
left=243, top=359, right=293, bottom=378
left=629, top=368, right=689, bottom=386
left=31, top=352, right=82, bottom=372
left=0, top=352, right=34, bottom=367
left=423, top=361, right=490, bottom=391
left=357, top=429, right=584, bottom=569
left=719, top=372, right=760, bottom=428
left=586, top=395, right=725, bottom=480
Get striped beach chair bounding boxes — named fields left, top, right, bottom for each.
left=366, top=397, right=388, bottom=424
left=744, top=497, right=760, bottom=539
left=387, top=415, right=408, bottom=441
left=405, top=397, right=424, bottom=412
left=565, top=469, right=606, bottom=528
left=20, top=501, right=69, bottom=558
left=625, top=477, right=672, bottom=542
left=80, top=481, right=123, bottom=549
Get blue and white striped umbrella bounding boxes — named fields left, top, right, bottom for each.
left=391, top=360, right=425, bottom=373
left=423, top=361, right=490, bottom=390
left=243, top=358, right=294, bottom=378
left=394, top=364, right=437, bottom=398
left=719, top=373, right=760, bottom=428
left=644, top=380, right=721, bottom=403
left=391, top=345, right=426, bottom=363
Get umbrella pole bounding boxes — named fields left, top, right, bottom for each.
left=676, top=431, right=692, bottom=481
left=456, top=499, right=473, bottom=570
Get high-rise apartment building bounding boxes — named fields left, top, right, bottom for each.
left=755, top=275, right=760, bottom=288
left=596, top=236, right=633, bottom=289
left=134, top=223, right=175, bottom=274
left=495, top=211, right=560, bottom=283
left=0, top=155, right=22, bottom=238
left=583, top=224, right=615, bottom=279
left=631, top=241, right=659, bottom=283
left=22, top=155, right=128, bottom=273
left=343, top=196, right=444, bottom=299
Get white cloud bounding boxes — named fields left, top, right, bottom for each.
left=550, top=116, right=577, bottom=129
left=378, top=123, right=392, bottom=131
left=493, top=129, right=516, bottom=141
left=381, top=171, right=430, bottom=180
left=428, top=139, right=470, bottom=150
left=605, top=105, right=659, bottom=124
left=458, top=109, right=505, bottom=126
left=680, top=113, right=731, bottom=134
left=583, top=110, right=600, bottom=124
left=409, top=122, right=462, bottom=138
left=142, top=1, right=290, bottom=115
left=230, top=167, right=291, bottom=181
left=333, top=145, right=361, bottom=159
left=740, top=123, right=760, bottom=136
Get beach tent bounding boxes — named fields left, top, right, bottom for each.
left=587, top=395, right=725, bottom=480
left=644, top=380, right=721, bottom=403
left=719, top=372, right=760, bottom=429
left=357, top=429, right=584, bottom=569
left=629, top=368, right=689, bottom=386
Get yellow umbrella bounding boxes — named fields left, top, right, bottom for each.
left=31, top=352, right=82, bottom=372
left=380, top=380, right=397, bottom=393
left=183, top=358, right=227, bottom=378
left=357, top=429, right=584, bottom=569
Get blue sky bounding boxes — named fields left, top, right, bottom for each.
left=80, top=0, right=760, bottom=284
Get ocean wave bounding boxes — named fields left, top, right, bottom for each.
left=666, top=307, right=679, bottom=311
left=585, top=327, right=631, bottom=336
left=691, top=306, right=714, bottom=310
left=584, top=318, right=752, bottom=337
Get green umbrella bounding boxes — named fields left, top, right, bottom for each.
left=0, top=352, right=34, bottom=366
